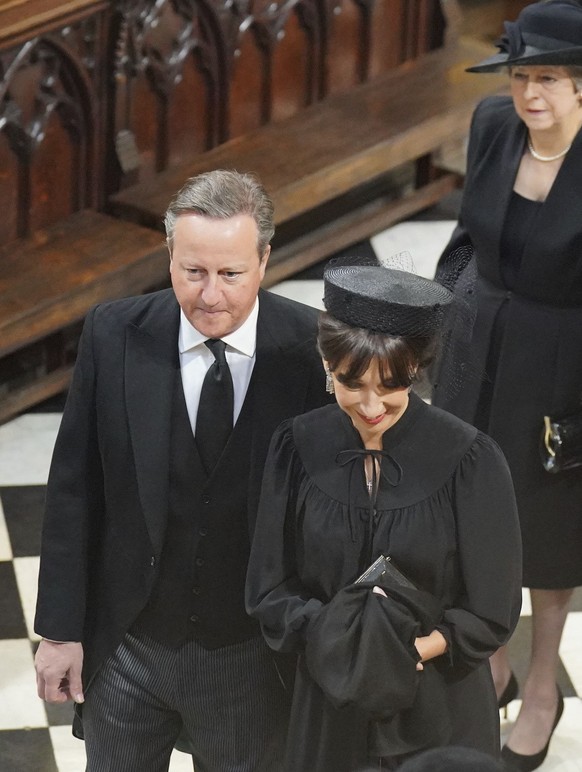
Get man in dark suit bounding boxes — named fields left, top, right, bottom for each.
left=34, top=170, right=329, bottom=771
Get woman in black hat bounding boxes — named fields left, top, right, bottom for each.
left=433, top=1, right=582, bottom=769
left=246, top=263, right=522, bottom=771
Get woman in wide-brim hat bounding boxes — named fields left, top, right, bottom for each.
left=247, top=261, right=522, bottom=771
left=433, top=1, right=582, bottom=770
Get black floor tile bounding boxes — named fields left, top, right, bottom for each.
left=0, top=562, right=27, bottom=639
left=0, top=728, right=58, bottom=772
left=1, top=487, right=46, bottom=558
left=26, top=393, right=68, bottom=413
left=408, top=190, right=462, bottom=222
left=44, top=700, right=75, bottom=729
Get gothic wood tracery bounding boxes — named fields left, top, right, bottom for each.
left=0, top=27, right=99, bottom=242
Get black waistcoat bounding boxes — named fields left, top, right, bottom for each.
left=133, top=370, right=259, bottom=648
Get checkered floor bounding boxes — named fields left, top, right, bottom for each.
left=1, top=218, right=582, bottom=770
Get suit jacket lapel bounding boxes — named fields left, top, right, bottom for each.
left=516, top=129, right=582, bottom=296
left=125, top=291, right=180, bottom=556
left=464, top=108, right=526, bottom=287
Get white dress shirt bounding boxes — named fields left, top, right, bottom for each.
left=178, top=299, right=259, bottom=434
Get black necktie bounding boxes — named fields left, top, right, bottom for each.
left=195, top=339, right=234, bottom=474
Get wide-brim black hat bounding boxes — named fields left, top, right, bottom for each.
left=323, top=263, right=453, bottom=337
left=468, top=0, right=582, bottom=73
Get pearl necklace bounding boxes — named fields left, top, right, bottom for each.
left=527, top=136, right=571, bottom=162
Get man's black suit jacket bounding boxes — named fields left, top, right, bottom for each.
left=34, top=286, right=328, bottom=686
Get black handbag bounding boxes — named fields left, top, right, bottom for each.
left=541, top=412, right=582, bottom=473
left=354, top=555, right=416, bottom=589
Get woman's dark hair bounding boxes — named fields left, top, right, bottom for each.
left=317, top=312, right=437, bottom=388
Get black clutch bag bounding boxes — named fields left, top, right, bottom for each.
left=354, top=555, right=416, bottom=589
left=541, top=412, right=582, bottom=474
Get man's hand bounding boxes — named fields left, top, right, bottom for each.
left=35, top=640, right=84, bottom=704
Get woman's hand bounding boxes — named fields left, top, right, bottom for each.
left=414, top=630, right=448, bottom=671
left=372, top=587, right=447, bottom=671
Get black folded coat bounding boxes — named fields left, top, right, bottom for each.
left=303, top=582, right=452, bottom=760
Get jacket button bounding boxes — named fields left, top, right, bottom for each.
left=190, top=615, right=199, bottom=623
left=199, top=528, right=208, bottom=537
left=202, top=495, right=211, bottom=504
left=192, top=587, right=201, bottom=595
left=196, top=557, right=205, bottom=567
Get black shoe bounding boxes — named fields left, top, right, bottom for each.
left=498, top=671, right=519, bottom=716
left=501, top=686, right=564, bottom=772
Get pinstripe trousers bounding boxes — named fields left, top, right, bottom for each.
left=82, top=631, right=290, bottom=772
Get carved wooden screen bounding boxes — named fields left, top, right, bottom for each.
left=0, top=0, right=446, bottom=234
left=108, top=0, right=445, bottom=191
left=0, top=13, right=105, bottom=245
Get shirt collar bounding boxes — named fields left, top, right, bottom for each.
left=178, top=297, right=259, bottom=357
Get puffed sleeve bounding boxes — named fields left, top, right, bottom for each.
left=246, top=419, right=324, bottom=652
left=438, top=432, right=522, bottom=670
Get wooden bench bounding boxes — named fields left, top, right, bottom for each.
left=0, top=211, right=167, bottom=423
left=110, top=36, right=507, bottom=288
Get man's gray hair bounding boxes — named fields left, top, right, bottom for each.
left=164, top=169, right=275, bottom=257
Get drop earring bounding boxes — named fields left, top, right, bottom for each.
left=325, top=369, right=335, bottom=394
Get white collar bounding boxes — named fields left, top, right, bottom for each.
left=178, top=297, right=259, bottom=357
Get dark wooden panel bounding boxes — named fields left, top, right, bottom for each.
left=368, top=0, right=406, bottom=78
left=0, top=133, right=19, bottom=243
left=270, top=5, right=317, bottom=122
left=167, top=56, right=214, bottom=165
left=324, top=0, right=363, bottom=94
left=229, top=27, right=265, bottom=136
left=29, top=113, right=79, bottom=231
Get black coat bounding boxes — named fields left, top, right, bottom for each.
left=34, top=287, right=328, bottom=688
left=247, top=398, right=522, bottom=770
left=434, top=95, right=582, bottom=588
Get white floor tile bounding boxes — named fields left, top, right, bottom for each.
left=13, top=556, right=41, bottom=641
left=0, top=639, right=47, bottom=729
left=49, top=725, right=86, bottom=772
left=170, top=747, right=197, bottom=770
left=371, top=220, right=456, bottom=279
left=269, top=279, right=324, bottom=310
left=0, top=500, right=12, bottom=561
left=0, top=413, right=61, bottom=486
